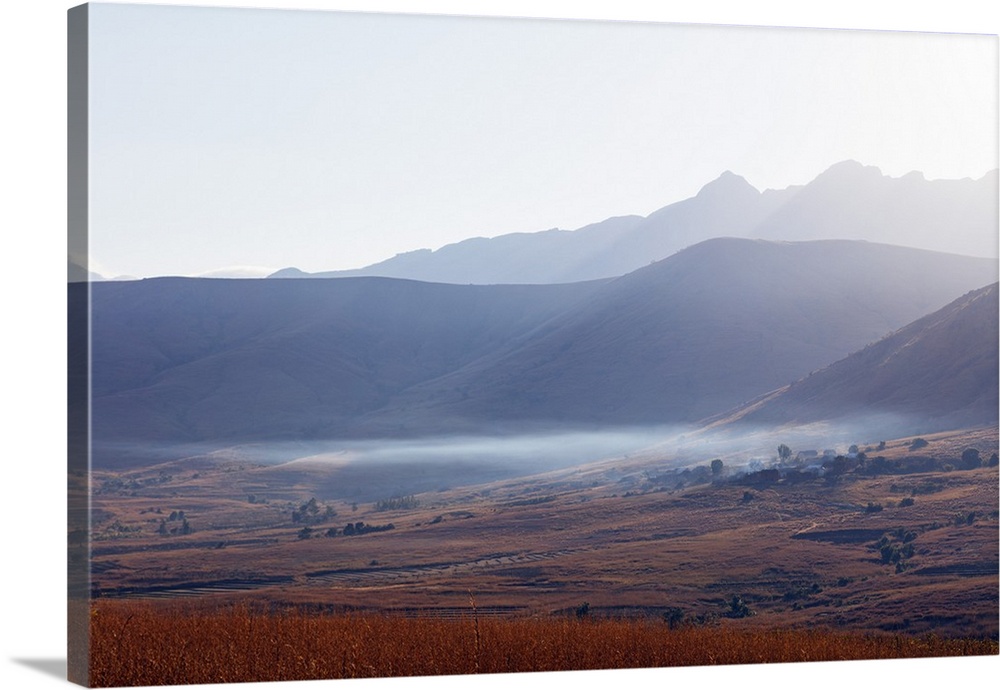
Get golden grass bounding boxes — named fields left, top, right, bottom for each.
left=89, top=601, right=998, bottom=687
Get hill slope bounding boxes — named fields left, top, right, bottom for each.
left=89, top=240, right=997, bottom=464
left=708, top=282, right=999, bottom=436
left=89, top=277, right=607, bottom=460
left=347, top=239, right=999, bottom=432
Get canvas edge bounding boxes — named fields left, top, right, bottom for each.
left=68, top=3, right=92, bottom=687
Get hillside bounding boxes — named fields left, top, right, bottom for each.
left=88, top=426, right=999, bottom=641
left=356, top=239, right=998, bottom=432
left=88, top=276, right=607, bottom=463
left=708, top=282, right=999, bottom=436
left=87, top=239, right=997, bottom=463
left=270, top=162, right=997, bottom=284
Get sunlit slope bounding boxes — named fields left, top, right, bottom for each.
left=353, top=238, right=998, bottom=431
left=708, top=282, right=999, bottom=435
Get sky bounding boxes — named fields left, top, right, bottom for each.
left=82, top=2, right=999, bottom=279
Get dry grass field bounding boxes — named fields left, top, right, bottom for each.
left=85, top=426, right=998, bottom=684
left=89, top=601, right=997, bottom=687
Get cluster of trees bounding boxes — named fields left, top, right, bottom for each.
left=759, top=441, right=997, bottom=483
left=156, top=510, right=191, bottom=536
left=342, top=521, right=395, bottom=536
left=291, top=497, right=337, bottom=524
left=299, top=521, right=397, bottom=540
left=374, top=495, right=419, bottom=512
left=724, top=595, right=754, bottom=619
left=958, top=448, right=999, bottom=469
left=874, top=527, right=918, bottom=572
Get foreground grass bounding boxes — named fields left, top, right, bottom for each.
left=89, top=601, right=998, bottom=687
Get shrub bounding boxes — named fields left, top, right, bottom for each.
left=662, top=607, right=685, bottom=629
left=960, top=448, right=981, bottom=469
left=725, top=595, right=754, bottom=619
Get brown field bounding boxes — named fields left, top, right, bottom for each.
left=89, top=601, right=998, bottom=687
left=85, top=426, right=999, bottom=684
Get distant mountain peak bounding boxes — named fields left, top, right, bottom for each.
left=695, top=169, right=759, bottom=200
left=814, top=159, right=884, bottom=182
left=269, top=267, right=310, bottom=278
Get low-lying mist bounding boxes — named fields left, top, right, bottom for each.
left=89, top=410, right=945, bottom=500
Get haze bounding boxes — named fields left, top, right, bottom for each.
left=84, top=3, right=998, bottom=279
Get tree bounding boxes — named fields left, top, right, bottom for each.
left=663, top=607, right=685, bottom=629
left=726, top=595, right=753, bottom=618
left=777, top=444, right=792, bottom=463
left=711, top=459, right=724, bottom=475
left=961, top=448, right=981, bottom=469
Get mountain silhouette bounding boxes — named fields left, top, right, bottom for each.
left=269, top=162, right=997, bottom=284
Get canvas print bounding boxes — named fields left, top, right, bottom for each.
left=68, top=3, right=999, bottom=687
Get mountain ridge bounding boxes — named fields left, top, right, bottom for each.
left=269, top=162, right=998, bottom=284
left=347, top=238, right=996, bottom=435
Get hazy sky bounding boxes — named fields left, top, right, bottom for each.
left=85, top=2, right=998, bottom=278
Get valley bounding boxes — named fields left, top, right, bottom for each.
left=88, top=426, right=998, bottom=639
left=75, top=171, right=1000, bottom=680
